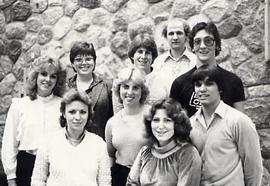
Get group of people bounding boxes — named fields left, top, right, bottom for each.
left=1, top=16, right=263, bottom=186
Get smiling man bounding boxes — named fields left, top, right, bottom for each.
left=151, top=18, right=196, bottom=99
left=189, top=65, right=262, bottom=186
left=170, top=22, right=245, bottom=117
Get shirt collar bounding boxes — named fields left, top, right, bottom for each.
left=166, top=47, right=194, bottom=61
left=194, top=100, right=227, bottom=121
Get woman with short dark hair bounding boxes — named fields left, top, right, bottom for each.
left=67, top=41, right=113, bottom=139
left=126, top=98, right=201, bottom=186
left=31, top=89, right=111, bottom=185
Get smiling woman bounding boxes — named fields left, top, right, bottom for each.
left=31, top=89, right=111, bottom=186
left=67, top=41, right=113, bottom=140
left=105, top=67, right=150, bottom=186
left=126, top=98, right=201, bottom=186
left=1, top=56, right=66, bottom=186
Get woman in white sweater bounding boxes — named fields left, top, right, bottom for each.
left=31, top=89, right=111, bottom=186
left=1, top=56, right=66, bottom=186
left=105, top=67, right=150, bottom=186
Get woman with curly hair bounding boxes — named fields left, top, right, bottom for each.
left=126, top=98, right=201, bottom=186
left=1, top=56, right=66, bottom=186
left=31, top=89, right=111, bottom=186
left=105, top=67, right=150, bottom=186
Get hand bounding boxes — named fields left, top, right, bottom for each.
left=7, top=179, right=17, bottom=186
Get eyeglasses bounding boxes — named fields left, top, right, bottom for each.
left=193, top=36, right=215, bottom=48
left=74, top=56, right=94, bottom=63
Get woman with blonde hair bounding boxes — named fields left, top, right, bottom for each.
left=1, top=56, right=66, bottom=186
left=105, top=67, right=150, bottom=186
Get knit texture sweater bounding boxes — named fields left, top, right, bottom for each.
left=31, top=129, right=111, bottom=186
left=105, top=106, right=150, bottom=168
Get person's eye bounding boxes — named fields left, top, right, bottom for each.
left=68, top=110, right=76, bottom=114
left=152, top=117, right=160, bottom=122
left=122, top=84, right=129, bottom=89
left=136, top=49, right=144, bottom=54
left=168, top=32, right=174, bottom=36
left=176, top=31, right=183, bottom=35
left=194, top=81, right=202, bottom=87
left=194, top=38, right=201, bottom=46
left=50, top=74, right=57, bottom=79
left=164, top=118, right=172, bottom=122
left=145, top=51, right=152, bottom=55
left=133, top=85, right=140, bottom=91
left=80, top=110, right=87, bottom=114
left=85, top=57, right=93, bottom=61
left=75, top=58, right=83, bottom=62
left=205, top=81, right=215, bottom=86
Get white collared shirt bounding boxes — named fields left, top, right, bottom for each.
left=150, top=48, right=196, bottom=100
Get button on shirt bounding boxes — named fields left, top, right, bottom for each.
left=151, top=48, right=196, bottom=99
left=190, top=101, right=263, bottom=186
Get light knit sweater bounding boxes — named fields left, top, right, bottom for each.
left=105, top=106, right=150, bottom=168
left=31, top=129, right=111, bottom=186
left=1, top=95, right=62, bottom=180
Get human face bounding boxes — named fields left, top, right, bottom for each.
left=151, top=109, right=174, bottom=147
left=37, top=71, right=57, bottom=97
left=72, top=54, right=95, bottom=76
left=120, top=80, right=142, bottom=106
left=166, top=20, right=186, bottom=51
left=65, top=100, right=89, bottom=134
left=133, top=47, right=153, bottom=74
left=194, top=78, right=221, bottom=107
left=193, top=30, right=216, bottom=65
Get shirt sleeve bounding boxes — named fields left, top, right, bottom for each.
left=104, top=119, right=116, bottom=165
left=177, top=144, right=202, bottom=186
left=231, top=76, right=245, bottom=102
left=126, top=147, right=144, bottom=186
left=233, top=114, right=263, bottom=186
left=1, top=98, right=21, bottom=180
left=97, top=142, right=112, bottom=186
left=31, top=138, right=49, bottom=186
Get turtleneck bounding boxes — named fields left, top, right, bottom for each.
left=152, top=140, right=181, bottom=159
left=37, top=93, right=55, bottom=103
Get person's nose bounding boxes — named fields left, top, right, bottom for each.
left=199, top=84, right=207, bottom=92
left=74, top=112, right=81, bottom=120
left=141, top=52, right=146, bottom=59
left=172, top=33, right=178, bottom=39
left=157, top=121, right=165, bottom=130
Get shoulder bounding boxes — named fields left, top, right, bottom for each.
left=152, top=52, right=169, bottom=68
left=86, top=132, right=106, bottom=144
left=217, top=66, right=243, bottom=84
left=106, top=113, right=121, bottom=127
left=172, top=67, right=196, bottom=86
left=176, top=143, right=201, bottom=160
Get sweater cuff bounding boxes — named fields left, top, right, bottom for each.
left=6, top=172, right=16, bottom=180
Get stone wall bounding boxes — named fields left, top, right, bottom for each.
left=0, top=0, right=269, bottom=184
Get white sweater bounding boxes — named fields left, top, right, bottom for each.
left=31, top=130, right=111, bottom=186
left=1, top=95, right=62, bottom=180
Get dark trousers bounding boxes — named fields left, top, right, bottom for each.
left=16, top=151, right=36, bottom=186
left=111, top=163, right=130, bottom=186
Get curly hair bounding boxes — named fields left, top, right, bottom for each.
left=189, top=21, right=221, bottom=56
left=59, top=88, right=93, bottom=128
left=162, top=18, right=190, bottom=38
left=144, top=98, right=192, bottom=144
left=25, top=56, right=66, bottom=100
left=113, top=67, right=149, bottom=105
left=128, top=33, right=158, bottom=63
left=69, top=41, right=97, bottom=72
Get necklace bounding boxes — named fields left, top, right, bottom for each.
left=65, top=130, right=85, bottom=146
